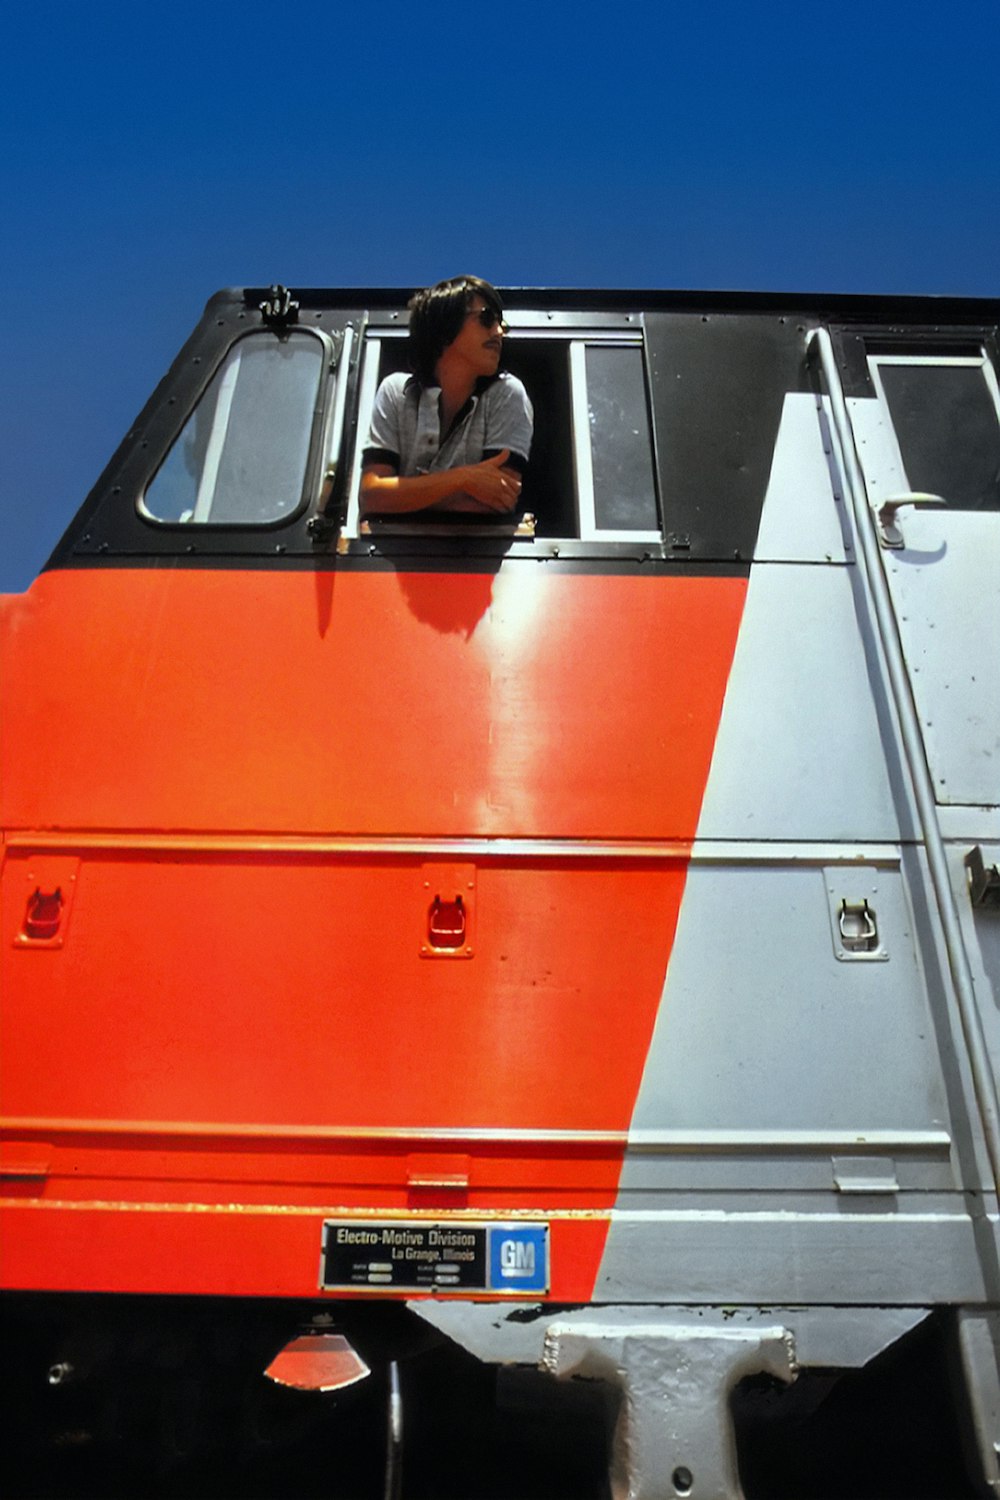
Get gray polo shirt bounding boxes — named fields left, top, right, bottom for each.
left=364, top=371, right=533, bottom=477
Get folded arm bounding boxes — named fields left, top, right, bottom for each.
left=360, top=450, right=521, bottom=515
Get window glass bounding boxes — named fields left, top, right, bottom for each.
left=879, top=361, right=1000, bottom=512
left=585, top=345, right=658, bottom=531
left=144, top=332, right=325, bottom=524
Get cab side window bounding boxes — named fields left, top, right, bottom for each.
left=142, top=331, right=328, bottom=525
left=347, top=324, right=661, bottom=543
left=870, top=354, right=1000, bottom=512
left=573, top=343, right=659, bottom=536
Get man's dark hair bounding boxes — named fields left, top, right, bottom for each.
left=407, top=276, right=504, bottom=386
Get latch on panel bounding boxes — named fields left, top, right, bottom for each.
left=825, top=870, right=889, bottom=962
left=965, top=846, right=1000, bottom=911
left=428, top=896, right=466, bottom=950
left=420, top=863, right=475, bottom=958
left=15, top=857, right=80, bottom=948
left=24, top=888, right=63, bottom=941
left=838, top=899, right=878, bottom=953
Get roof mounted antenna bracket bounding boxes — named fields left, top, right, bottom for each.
left=260, top=284, right=300, bottom=328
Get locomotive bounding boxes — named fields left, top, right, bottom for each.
left=2, top=283, right=998, bottom=1498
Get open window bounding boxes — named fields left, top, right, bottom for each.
left=141, top=328, right=340, bottom=526
left=867, top=350, right=1000, bottom=512
left=343, top=317, right=661, bottom=543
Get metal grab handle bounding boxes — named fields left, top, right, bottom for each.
left=839, top=899, right=878, bottom=951
left=876, top=492, right=946, bottom=549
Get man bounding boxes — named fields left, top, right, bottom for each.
left=361, top=276, right=533, bottom=517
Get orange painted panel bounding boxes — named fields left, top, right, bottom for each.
left=1, top=567, right=745, bottom=839
left=1, top=852, right=683, bottom=1134
left=0, top=1201, right=609, bottom=1303
left=1, top=561, right=746, bottom=1298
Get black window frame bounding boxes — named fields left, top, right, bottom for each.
left=137, top=325, right=342, bottom=532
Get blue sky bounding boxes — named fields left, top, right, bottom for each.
left=2, top=0, right=997, bottom=592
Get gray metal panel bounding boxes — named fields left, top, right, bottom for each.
left=845, top=394, right=906, bottom=498
left=849, top=395, right=1000, bottom=808
left=696, top=562, right=918, bottom=841
left=612, top=1145, right=954, bottom=1197
left=753, top=393, right=851, bottom=564
left=594, top=1208, right=998, bottom=1304
left=598, top=843, right=999, bottom=1301
left=896, top=842, right=1000, bottom=1196
left=624, top=862, right=947, bottom=1136
left=882, top=516, right=1000, bottom=807
left=939, top=807, right=1000, bottom=843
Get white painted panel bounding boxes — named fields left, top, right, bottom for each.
left=753, top=393, right=852, bottom=564
left=882, top=515, right=1000, bottom=806
left=938, top=807, right=1000, bottom=843
left=697, top=561, right=918, bottom=841
left=625, top=862, right=948, bottom=1136
left=850, top=396, right=1000, bottom=807
left=845, top=395, right=907, bottom=500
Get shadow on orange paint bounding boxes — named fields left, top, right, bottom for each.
left=395, top=571, right=496, bottom=638
left=313, top=561, right=339, bottom=639
left=314, top=549, right=504, bottom=640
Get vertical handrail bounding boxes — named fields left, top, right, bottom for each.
left=807, top=327, right=1000, bottom=1200
left=383, top=1359, right=403, bottom=1500
left=325, top=323, right=355, bottom=486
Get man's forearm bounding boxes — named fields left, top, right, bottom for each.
left=360, top=467, right=473, bottom=514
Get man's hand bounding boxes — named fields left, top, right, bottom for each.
left=458, top=450, right=522, bottom=512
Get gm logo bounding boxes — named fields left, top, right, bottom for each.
left=501, top=1239, right=535, bottom=1276
left=488, top=1225, right=548, bottom=1293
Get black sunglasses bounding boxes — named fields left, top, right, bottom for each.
left=468, top=306, right=509, bottom=334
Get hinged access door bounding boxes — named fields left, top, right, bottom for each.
left=845, top=342, right=1000, bottom=808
